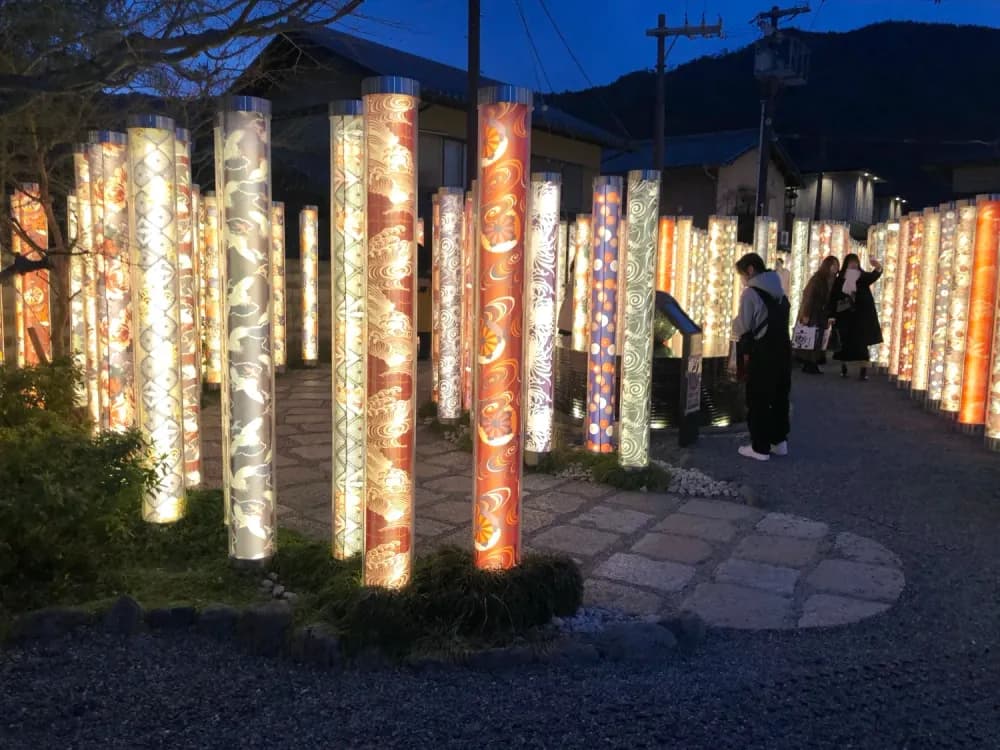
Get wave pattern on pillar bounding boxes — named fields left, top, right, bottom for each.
left=473, top=85, right=532, bottom=570
left=300, top=206, right=320, bottom=366
left=524, top=173, right=561, bottom=457
left=271, top=202, right=287, bottom=373
left=619, top=170, right=660, bottom=469
left=437, top=187, right=465, bottom=423
left=362, top=77, right=419, bottom=587
left=585, top=176, right=623, bottom=454
left=127, top=115, right=186, bottom=523
left=941, top=202, right=976, bottom=414
left=927, top=206, right=956, bottom=404
left=73, top=148, right=101, bottom=424
left=330, top=100, right=366, bottom=560
left=219, top=97, right=276, bottom=561
left=202, top=193, right=223, bottom=389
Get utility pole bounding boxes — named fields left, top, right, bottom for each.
left=467, top=0, right=480, bottom=190
left=646, top=14, right=723, bottom=174
left=752, top=4, right=809, bottom=218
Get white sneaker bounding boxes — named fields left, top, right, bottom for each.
left=770, top=441, right=788, bottom=457
left=738, top=445, right=770, bottom=462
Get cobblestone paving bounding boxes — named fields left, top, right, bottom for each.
left=201, top=364, right=904, bottom=629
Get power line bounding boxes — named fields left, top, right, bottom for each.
left=512, top=0, right=554, bottom=96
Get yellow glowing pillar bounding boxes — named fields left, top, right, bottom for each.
left=11, top=184, right=51, bottom=367
left=927, top=205, right=957, bottom=406
left=790, top=218, right=810, bottom=328
left=201, top=192, right=223, bottom=391
left=175, top=128, right=201, bottom=486
left=67, top=194, right=85, bottom=405
left=911, top=208, right=940, bottom=398
left=656, top=216, right=675, bottom=294
left=85, top=133, right=109, bottom=423
left=876, top=222, right=900, bottom=370
left=300, top=205, right=320, bottom=367
left=271, top=202, right=287, bottom=374
left=557, top=219, right=569, bottom=337
left=705, top=216, right=729, bottom=357
left=524, top=172, right=561, bottom=458
left=437, top=187, right=466, bottom=423
left=942, top=201, right=976, bottom=415
left=461, top=186, right=476, bottom=412
left=673, top=216, right=693, bottom=310
left=73, top=145, right=100, bottom=424
left=362, top=76, right=419, bottom=587
left=898, top=214, right=924, bottom=386
left=889, top=216, right=910, bottom=380
left=329, top=99, right=366, bottom=559
left=754, top=216, right=778, bottom=268
left=687, top=227, right=709, bottom=332
left=431, top=193, right=441, bottom=402
left=191, top=185, right=203, bottom=382
left=619, top=169, right=660, bottom=468
left=218, top=96, right=276, bottom=560
left=127, top=115, right=185, bottom=523
left=571, top=214, right=592, bottom=351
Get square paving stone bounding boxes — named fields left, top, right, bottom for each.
left=714, top=558, right=800, bottom=595
left=527, top=491, right=589, bottom=515
left=733, top=534, right=820, bottom=568
left=805, top=559, right=904, bottom=602
left=798, top=594, right=891, bottom=628
left=631, top=533, right=715, bottom=564
left=435, top=526, right=472, bottom=550
left=415, top=517, right=454, bottom=538
left=284, top=412, right=331, bottom=424
left=281, top=515, right=331, bottom=540
left=571, top=505, right=654, bottom=534
left=593, top=553, right=696, bottom=593
left=280, top=466, right=328, bottom=487
left=755, top=512, right=829, bottom=540
left=655, top=513, right=737, bottom=543
left=290, top=444, right=334, bottom=462
left=834, top=532, right=902, bottom=567
left=682, top=583, right=793, bottom=630
left=415, top=439, right=457, bottom=457
left=679, top=499, right=760, bottom=522
left=422, top=475, right=475, bottom=495
left=522, top=472, right=568, bottom=492
left=583, top=579, right=663, bottom=616
left=558, top=481, right=611, bottom=499
left=415, top=462, right=450, bottom=481
left=532, top=525, right=620, bottom=557
left=419, top=500, right=471, bottom=524
left=604, top=491, right=681, bottom=515
left=287, top=432, right=334, bottom=447
left=521, top=508, right=556, bottom=534
left=275, top=453, right=302, bottom=469
left=280, top=482, right=331, bottom=513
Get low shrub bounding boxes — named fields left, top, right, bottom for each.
left=531, top=448, right=672, bottom=492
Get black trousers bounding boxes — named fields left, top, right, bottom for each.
left=746, top=348, right=792, bottom=454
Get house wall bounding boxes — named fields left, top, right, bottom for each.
left=717, top=149, right=787, bottom=230
left=795, top=172, right=875, bottom=225
left=657, top=166, right=718, bottom=228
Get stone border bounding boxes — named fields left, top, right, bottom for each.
left=4, top=596, right=710, bottom=672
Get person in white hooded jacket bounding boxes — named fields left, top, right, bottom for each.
left=732, top=252, right=792, bottom=462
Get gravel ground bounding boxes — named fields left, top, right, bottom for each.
left=2, top=371, right=999, bottom=749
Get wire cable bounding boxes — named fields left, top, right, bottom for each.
left=512, top=0, right=555, bottom=98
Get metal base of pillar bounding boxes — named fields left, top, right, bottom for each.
left=925, top=398, right=941, bottom=412
left=524, top=450, right=546, bottom=467
left=896, top=378, right=910, bottom=390
left=985, top=436, right=1000, bottom=452
left=204, top=382, right=221, bottom=393
left=302, top=360, right=318, bottom=369
left=958, top=422, right=984, bottom=437
left=229, top=557, right=269, bottom=572
left=910, top=389, right=927, bottom=403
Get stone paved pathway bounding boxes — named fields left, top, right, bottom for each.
left=201, top=364, right=904, bottom=630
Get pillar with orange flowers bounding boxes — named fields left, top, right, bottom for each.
left=656, top=216, right=675, bottom=294
left=10, top=184, right=50, bottom=366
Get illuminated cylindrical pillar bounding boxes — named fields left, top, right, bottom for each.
left=790, top=218, right=810, bottom=326
left=557, top=219, right=569, bottom=335
left=889, top=216, right=911, bottom=380
left=927, top=205, right=957, bottom=407
left=474, top=84, right=531, bottom=570
left=201, top=192, right=223, bottom=390
left=831, top=222, right=849, bottom=261
left=942, top=201, right=976, bottom=416
left=898, top=214, right=923, bottom=386
left=127, top=114, right=185, bottom=523
left=67, top=194, right=85, bottom=405
left=656, top=216, right=675, bottom=293
left=619, top=170, right=660, bottom=468
left=571, top=214, right=592, bottom=351
left=876, top=222, right=900, bottom=370
left=431, top=193, right=441, bottom=403
left=673, top=216, right=693, bottom=310
left=175, top=128, right=201, bottom=486
left=911, top=208, right=940, bottom=398
left=362, top=77, right=419, bottom=586
left=300, top=205, right=320, bottom=367
left=754, top=216, right=778, bottom=268
left=219, top=97, right=276, bottom=560
left=584, top=176, right=623, bottom=454
left=329, top=99, right=366, bottom=560
left=85, top=134, right=108, bottom=424
left=958, top=195, right=1000, bottom=431
left=191, top=185, right=203, bottom=381
left=271, top=202, right=287, bottom=373
left=524, top=173, right=561, bottom=458
left=705, top=216, right=730, bottom=357
left=687, top=227, right=709, bottom=330
left=11, top=184, right=51, bottom=367
left=73, top=146, right=100, bottom=424
left=437, top=187, right=466, bottom=423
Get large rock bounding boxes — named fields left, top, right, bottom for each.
left=289, top=624, right=341, bottom=668
left=7, top=607, right=94, bottom=644
left=102, top=595, right=144, bottom=636
left=238, top=601, right=293, bottom=656
left=197, top=604, right=240, bottom=640
left=594, top=622, right=677, bottom=662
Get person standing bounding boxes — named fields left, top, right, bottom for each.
left=796, top=256, right=840, bottom=374
left=830, top=253, right=883, bottom=380
left=733, top=252, right=792, bottom=462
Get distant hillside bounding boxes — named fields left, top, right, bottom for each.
left=553, top=21, right=1000, bottom=174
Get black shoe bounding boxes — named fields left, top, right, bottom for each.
left=859, top=367, right=868, bottom=381
left=841, top=364, right=848, bottom=379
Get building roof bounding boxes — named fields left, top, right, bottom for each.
left=601, top=128, right=800, bottom=184
left=285, top=28, right=625, bottom=148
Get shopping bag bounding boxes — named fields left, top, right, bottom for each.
left=792, top=324, right=817, bottom=351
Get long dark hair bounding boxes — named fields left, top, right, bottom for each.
left=838, top=253, right=861, bottom=279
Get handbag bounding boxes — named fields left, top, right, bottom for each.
left=825, top=326, right=842, bottom=352
left=792, top=324, right=818, bottom=351
left=835, top=296, right=855, bottom=314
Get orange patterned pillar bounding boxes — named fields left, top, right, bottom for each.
left=656, top=216, right=674, bottom=294
left=898, top=214, right=924, bottom=387
left=11, top=184, right=51, bottom=366
left=362, top=76, right=419, bottom=588
left=959, top=196, right=1000, bottom=430
left=473, top=85, right=532, bottom=570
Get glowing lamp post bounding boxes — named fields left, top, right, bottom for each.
left=10, top=184, right=51, bottom=366
left=911, top=208, right=940, bottom=399
left=218, top=97, right=276, bottom=561
left=584, top=176, right=623, bottom=454
left=329, top=99, right=366, bottom=559
left=300, top=205, right=320, bottom=367
left=524, top=172, right=561, bottom=460
left=362, top=76, right=419, bottom=586
left=619, top=170, right=660, bottom=469
left=127, top=114, right=186, bottom=523
left=437, top=187, right=466, bottom=424
left=942, top=202, right=976, bottom=416
left=271, top=202, right=287, bottom=374
left=474, top=84, right=531, bottom=570
left=959, top=196, right=1000, bottom=432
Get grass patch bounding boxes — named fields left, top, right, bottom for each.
left=418, top=401, right=473, bottom=452
left=530, top=447, right=672, bottom=492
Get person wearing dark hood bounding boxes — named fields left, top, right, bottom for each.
left=829, top=253, right=883, bottom=381
left=732, top=252, right=792, bottom=462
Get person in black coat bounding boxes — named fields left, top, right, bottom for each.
left=829, top=253, right=883, bottom=381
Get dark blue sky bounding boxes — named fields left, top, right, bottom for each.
left=336, top=0, right=998, bottom=91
